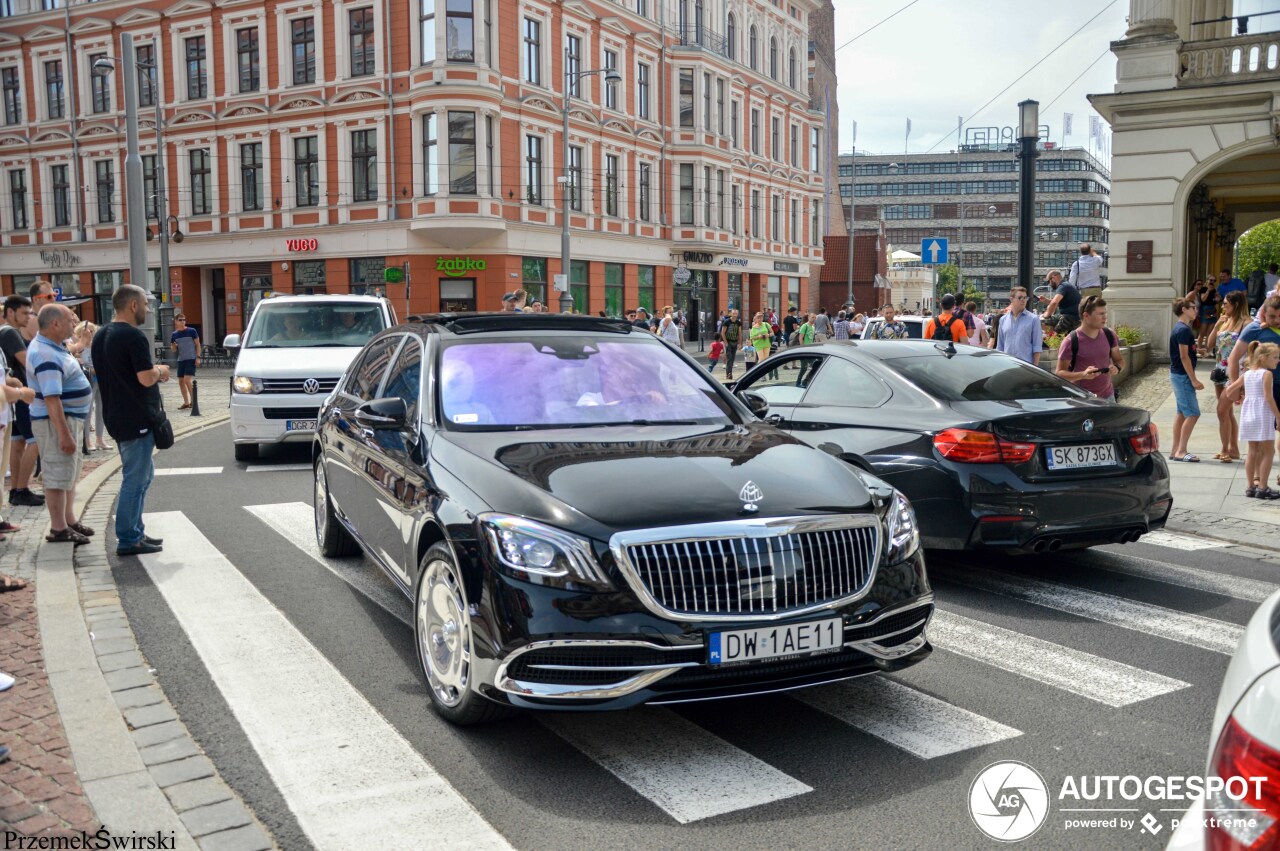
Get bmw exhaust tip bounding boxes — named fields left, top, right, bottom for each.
left=1031, top=540, right=1048, bottom=554
left=1046, top=539, right=1063, bottom=553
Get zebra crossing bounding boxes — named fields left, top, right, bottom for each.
left=133, top=502, right=1252, bottom=847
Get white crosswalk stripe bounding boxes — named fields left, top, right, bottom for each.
left=154, top=467, right=223, bottom=476
left=1133, top=531, right=1228, bottom=551
left=1071, top=550, right=1279, bottom=604
left=797, top=676, right=1022, bottom=759
left=949, top=569, right=1244, bottom=655
left=139, top=511, right=512, bottom=851
left=246, top=463, right=313, bottom=473
left=542, top=710, right=812, bottom=823
left=245, top=502, right=410, bottom=626
left=928, top=610, right=1189, bottom=706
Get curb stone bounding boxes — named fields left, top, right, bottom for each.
left=37, top=409, right=279, bottom=851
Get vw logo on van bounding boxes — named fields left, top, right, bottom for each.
left=302, top=378, right=321, bottom=395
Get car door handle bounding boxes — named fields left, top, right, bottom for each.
left=766, top=414, right=785, bottom=425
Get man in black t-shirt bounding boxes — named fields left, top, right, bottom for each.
left=1043, top=269, right=1082, bottom=334
left=93, top=285, right=170, bottom=556
left=0, top=294, right=41, bottom=507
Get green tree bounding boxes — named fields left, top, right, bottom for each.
left=936, top=264, right=984, bottom=307
left=1238, top=220, right=1280, bottom=275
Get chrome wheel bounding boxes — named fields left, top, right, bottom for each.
left=417, top=558, right=471, bottom=708
left=314, top=461, right=328, bottom=545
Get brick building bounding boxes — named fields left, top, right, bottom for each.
left=0, top=0, right=826, bottom=344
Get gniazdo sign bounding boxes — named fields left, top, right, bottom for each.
left=437, top=257, right=487, bottom=277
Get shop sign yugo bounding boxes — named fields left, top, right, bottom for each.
left=437, top=257, right=487, bottom=277
left=286, top=238, right=319, bottom=252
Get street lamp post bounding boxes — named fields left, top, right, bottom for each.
left=1016, top=99, right=1040, bottom=291
left=560, top=51, right=622, bottom=314
left=845, top=119, right=857, bottom=308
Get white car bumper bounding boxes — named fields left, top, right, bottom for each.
left=229, top=393, right=326, bottom=444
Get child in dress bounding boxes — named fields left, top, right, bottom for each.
left=1227, top=341, right=1280, bottom=498
left=708, top=334, right=724, bottom=373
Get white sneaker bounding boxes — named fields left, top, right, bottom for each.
left=0, top=671, right=14, bottom=691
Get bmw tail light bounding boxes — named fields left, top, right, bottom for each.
left=1207, top=715, right=1280, bottom=850
left=1129, top=423, right=1158, bottom=455
left=933, top=428, right=1035, bottom=465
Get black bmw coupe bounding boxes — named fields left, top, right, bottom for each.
left=732, top=340, right=1172, bottom=553
left=312, top=314, right=932, bottom=724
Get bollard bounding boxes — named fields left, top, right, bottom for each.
left=190, top=378, right=201, bottom=417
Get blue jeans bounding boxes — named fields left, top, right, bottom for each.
left=1170, top=371, right=1201, bottom=418
left=116, top=433, right=155, bottom=548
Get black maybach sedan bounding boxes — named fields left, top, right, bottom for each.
left=731, top=340, right=1173, bottom=553
left=312, top=314, right=932, bottom=724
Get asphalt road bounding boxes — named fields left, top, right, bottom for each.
left=109, top=423, right=1259, bottom=850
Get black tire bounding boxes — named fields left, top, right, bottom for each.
left=414, top=543, right=511, bottom=725
left=314, top=458, right=360, bottom=557
left=233, top=442, right=259, bottom=462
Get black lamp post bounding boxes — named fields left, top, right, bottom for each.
left=1016, top=99, right=1040, bottom=292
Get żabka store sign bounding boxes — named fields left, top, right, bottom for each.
left=437, top=257, right=487, bottom=277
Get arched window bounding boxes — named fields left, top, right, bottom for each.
left=788, top=47, right=796, bottom=88
left=769, top=37, right=778, bottom=80
left=749, top=25, right=757, bottom=70
left=726, top=13, right=736, bottom=60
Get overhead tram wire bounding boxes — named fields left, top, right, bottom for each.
left=1040, top=47, right=1113, bottom=113
left=923, top=0, right=1119, bottom=154
left=834, top=0, right=926, bottom=54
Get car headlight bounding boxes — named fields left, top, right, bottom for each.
left=232, top=376, right=263, bottom=394
left=479, top=514, right=612, bottom=591
left=883, top=491, right=920, bottom=563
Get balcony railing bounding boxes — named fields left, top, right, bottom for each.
left=673, top=23, right=729, bottom=59
left=1179, top=34, right=1280, bottom=87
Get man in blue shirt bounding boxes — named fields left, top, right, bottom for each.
left=1218, top=268, right=1247, bottom=302
left=169, top=313, right=200, bottom=410
left=1168, top=296, right=1204, bottom=462
left=27, top=304, right=94, bottom=545
left=995, top=287, right=1042, bottom=364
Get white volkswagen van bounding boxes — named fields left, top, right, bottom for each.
left=224, top=294, right=394, bottom=461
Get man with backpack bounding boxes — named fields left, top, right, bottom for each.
left=1054, top=296, right=1124, bottom=401
left=923, top=294, right=968, bottom=344
left=721, top=309, right=743, bottom=380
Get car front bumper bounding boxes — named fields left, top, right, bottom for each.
left=229, top=393, right=327, bottom=445
left=464, top=547, right=933, bottom=711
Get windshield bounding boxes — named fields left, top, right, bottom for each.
left=864, top=319, right=924, bottom=339
left=885, top=351, right=1086, bottom=402
left=438, top=336, right=737, bottom=429
left=245, top=302, right=387, bottom=348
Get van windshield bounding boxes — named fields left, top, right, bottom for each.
left=245, top=303, right=386, bottom=348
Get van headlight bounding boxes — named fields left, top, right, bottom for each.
left=233, top=376, right=263, bottom=394
left=883, top=491, right=920, bottom=563
left=479, top=514, right=613, bottom=591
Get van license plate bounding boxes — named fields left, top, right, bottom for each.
left=286, top=420, right=317, bottom=432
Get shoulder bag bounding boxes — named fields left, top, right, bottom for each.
left=150, top=396, right=175, bottom=450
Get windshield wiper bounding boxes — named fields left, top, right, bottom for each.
left=247, top=344, right=281, bottom=348
left=616, top=419, right=701, bottom=426
left=308, top=343, right=359, bottom=348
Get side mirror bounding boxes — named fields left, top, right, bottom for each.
left=223, top=334, right=241, bottom=348
left=739, top=391, right=769, bottom=418
left=355, top=397, right=408, bottom=430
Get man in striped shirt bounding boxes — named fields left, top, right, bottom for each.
left=28, top=304, right=94, bottom=546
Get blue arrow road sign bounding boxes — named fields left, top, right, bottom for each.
left=921, top=238, right=948, bottom=265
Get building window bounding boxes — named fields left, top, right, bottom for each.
left=748, top=26, right=757, bottom=70
left=678, top=68, right=693, bottom=128
left=603, top=49, right=617, bottom=110
left=604, top=263, right=623, bottom=318
left=292, top=260, right=326, bottom=294
left=635, top=264, right=655, bottom=313
left=446, top=0, right=474, bottom=61
left=448, top=111, right=476, bottom=194
left=90, top=53, right=109, bottom=113
left=485, top=114, right=494, bottom=195
left=44, top=60, right=63, bottom=119
left=350, top=8, right=375, bottom=77
left=638, top=161, right=651, bottom=222
left=350, top=257, right=386, bottom=295
left=351, top=129, right=377, bottom=202
left=769, top=37, right=777, bottom=79
left=635, top=0, right=648, bottom=17
left=771, top=193, right=780, bottom=240
left=679, top=163, right=694, bottom=224
left=790, top=198, right=798, bottom=242
left=294, top=136, right=319, bottom=206
left=185, top=37, right=207, bottom=99
left=8, top=170, right=25, bottom=230
left=750, top=109, right=759, bottom=154
left=136, top=44, right=156, bottom=107
left=241, top=143, right=262, bottom=212
left=637, top=62, right=650, bottom=120
left=190, top=149, right=211, bottom=215
left=750, top=188, right=760, bottom=237
left=420, top=0, right=436, bottom=63
left=422, top=113, right=438, bottom=195
left=771, top=117, right=779, bottom=161
left=717, top=169, right=725, bottom=229
left=716, top=78, right=725, bottom=135
left=292, top=18, right=316, bottom=84
left=732, top=184, right=740, bottom=234
left=95, top=160, right=113, bottom=223
left=731, top=100, right=739, bottom=148
left=702, top=72, right=711, bottom=130
left=810, top=127, right=820, bottom=173
left=523, top=18, right=541, bottom=85
left=703, top=165, right=711, bottom=225
left=142, top=154, right=158, bottom=220
left=525, top=134, right=542, bottom=204
left=726, top=13, right=736, bottom=60
left=605, top=154, right=619, bottom=217
left=811, top=198, right=819, bottom=245
left=566, top=145, right=581, bottom=211
left=484, top=0, right=492, bottom=65
left=1, top=67, right=18, bottom=125
left=566, top=35, right=581, bottom=98
left=788, top=47, right=796, bottom=88
left=522, top=257, right=547, bottom=306
left=51, top=164, right=69, bottom=227
left=789, top=123, right=798, bottom=166
left=236, top=28, right=260, bottom=93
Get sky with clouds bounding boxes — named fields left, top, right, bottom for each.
left=830, top=0, right=1280, bottom=158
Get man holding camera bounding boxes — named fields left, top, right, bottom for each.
left=1069, top=243, right=1105, bottom=301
